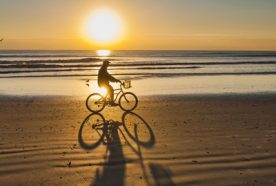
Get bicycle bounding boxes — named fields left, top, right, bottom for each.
left=86, top=80, right=138, bottom=113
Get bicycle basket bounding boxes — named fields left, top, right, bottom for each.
left=123, top=80, right=131, bottom=89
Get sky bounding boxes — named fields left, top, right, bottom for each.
left=0, top=0, right=276, bottom=50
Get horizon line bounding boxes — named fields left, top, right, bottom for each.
left=1, top=49, right=276, bottom=52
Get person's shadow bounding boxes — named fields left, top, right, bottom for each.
left=78, top=112, right=174, bottom=186
left=78, top=111, right=155, bottom=186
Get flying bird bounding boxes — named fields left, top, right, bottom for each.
left=85, top=79, right=90, bottom=87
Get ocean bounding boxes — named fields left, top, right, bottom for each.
left=1, top=50, right=276, bottom=96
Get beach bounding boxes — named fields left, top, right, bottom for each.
left=1, top=94, right=276, bottom=185
left=1, top=50, right=276, bottom=185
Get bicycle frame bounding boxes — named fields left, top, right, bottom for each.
left=114, top=84, right=125, bottom=103
left=104, top=84, right=125, bottom=104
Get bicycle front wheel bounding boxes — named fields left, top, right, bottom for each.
left=86, top=93, right=105, bottom=113
left=119, top=92, right=138, bottom=111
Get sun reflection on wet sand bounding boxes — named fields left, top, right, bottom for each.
left=1, top=75, right=276, bottom=96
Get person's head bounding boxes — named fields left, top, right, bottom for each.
left=102, top=60, right=110, bottom=67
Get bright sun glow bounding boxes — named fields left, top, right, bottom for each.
left=97, top=50, right=110, bottom=56
left=84, top=9, right=123, bottom=44
left=98, top=87, right=107, bottom=96
left=89, top=83, right=107, bottom=96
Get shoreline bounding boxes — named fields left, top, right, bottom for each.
left=1, top=75, right=276, bottom=97
left=1, top=91, right=276, bottom=99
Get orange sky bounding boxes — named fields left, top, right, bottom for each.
left=0, top=0, right=276, bottom=50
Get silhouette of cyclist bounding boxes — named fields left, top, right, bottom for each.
left=98, top=60, right=122, bottom=106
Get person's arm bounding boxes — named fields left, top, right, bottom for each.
left=107, top=73, right=121, bottom=83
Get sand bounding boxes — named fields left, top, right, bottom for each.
left=0, top=94, right=276, bottom=186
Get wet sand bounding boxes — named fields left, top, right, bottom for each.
left=0, top=94, right=276, bottom=185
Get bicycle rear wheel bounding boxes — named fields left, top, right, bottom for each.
left=119, top=92, right=138, bottom=111
left=86, top=93, right=105, bottom=113
left=78, top=113, right=106, bottom=150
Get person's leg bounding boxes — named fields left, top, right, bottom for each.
left=107, top=84, right=114, bottom=103
left=103, top=84, right=114, bottom=103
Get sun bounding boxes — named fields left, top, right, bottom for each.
left=84, top=9, right=123, bottom=44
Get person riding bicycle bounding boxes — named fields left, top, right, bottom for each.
left=98, top=60, right=122, bottom=106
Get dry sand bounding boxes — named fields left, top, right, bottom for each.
left=0, top=94, right=276, bottom=186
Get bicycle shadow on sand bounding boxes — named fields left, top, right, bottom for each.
left=78, top=112, right=175, bottom=186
